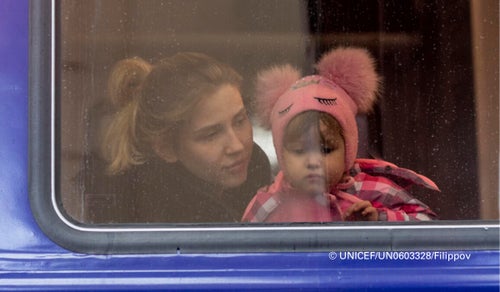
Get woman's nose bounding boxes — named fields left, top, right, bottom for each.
left=224, top=128, right=245, bottom=154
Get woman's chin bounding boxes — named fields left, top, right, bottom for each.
left=221, top=171, right=248, bottom=189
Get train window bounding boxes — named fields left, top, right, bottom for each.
left=30, top=0, right=498, bottom=253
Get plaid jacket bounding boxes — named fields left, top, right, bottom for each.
left=241, top=158, right=439, bottom=222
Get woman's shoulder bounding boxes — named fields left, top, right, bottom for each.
left=247, top=142, right=272, bottom=185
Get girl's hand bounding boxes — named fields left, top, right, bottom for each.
left=344, top=200, right=379, bottom=221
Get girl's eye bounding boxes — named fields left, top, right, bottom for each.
left=288, top=147, right=304, bottom=154
left=321, top=143, right=337, bottom=154
left=294, top=149, right=304, bottom=154
left=321, top=147, right=333, bottom=154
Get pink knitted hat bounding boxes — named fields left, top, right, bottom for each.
left=255, top=47, right=380, bottom=171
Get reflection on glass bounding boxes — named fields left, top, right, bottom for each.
left=58, top=0, right=498, bottom=223
left=242, top=49, right=439, bottom=223
left=84, top=52, right=271, bottom=223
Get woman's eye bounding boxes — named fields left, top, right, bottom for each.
left=234, top=114, right=248, bottom=127
left=205, top=132, right=216, bottom=139
left=197, top=130, right=219, bottom=141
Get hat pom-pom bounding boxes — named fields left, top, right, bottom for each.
left=255, top=64, right=301, bottom=129
left=316, top=47, right=380, bottom=113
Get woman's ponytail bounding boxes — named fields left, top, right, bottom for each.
left=102, top=57, right=152, bottom=174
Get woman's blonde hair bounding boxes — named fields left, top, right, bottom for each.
left=102, top=52, right=243, bottom=174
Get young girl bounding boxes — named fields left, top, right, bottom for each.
left=242, top=47, right=438, bottom=223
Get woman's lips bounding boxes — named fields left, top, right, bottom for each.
left=223, top=159, right=248, bottom=174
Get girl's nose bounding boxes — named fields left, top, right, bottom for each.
left=306, top=152, right=322, bottom=169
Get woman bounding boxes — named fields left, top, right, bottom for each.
left=84, top=52, right=271, bottom=223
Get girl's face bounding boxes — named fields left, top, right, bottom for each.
left=282, top=121, right=345, bottom=195
left=171, top=84, right=253, bottom=189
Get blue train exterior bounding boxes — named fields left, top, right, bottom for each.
left=0, top=0, right=499, bottom=290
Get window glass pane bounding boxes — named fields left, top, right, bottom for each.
left=58, top=0, right=499, bottom=224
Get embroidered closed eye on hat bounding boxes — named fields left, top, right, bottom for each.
left=255, top=47, right=381, bottom=171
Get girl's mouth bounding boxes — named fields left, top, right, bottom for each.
left=306, top=174, right=324, bottom=183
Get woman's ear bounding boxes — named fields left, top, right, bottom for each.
left=152, top=137, right=178, bottom=163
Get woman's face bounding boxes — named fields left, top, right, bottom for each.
left=172, top=84, right=253, bottom=189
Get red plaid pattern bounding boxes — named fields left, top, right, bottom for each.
left=242, top=159, right=439, bottom=222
